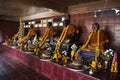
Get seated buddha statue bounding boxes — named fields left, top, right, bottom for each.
left=18, top=24, right=36, bottom=51
left=61, top=19, right=79, bottom=44
left=79, top=23, right=109, bottom=58
left=39, top=22, right=56, bottom=48
left=53, top=19, right=79, bottom=62
left=20, top=24, right=36, bottom=42
left=38, top=22, right=56, bottom=57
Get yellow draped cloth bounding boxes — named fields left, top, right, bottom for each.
left=53, top=24, right=79, bottom=59
left=21, top=28, right=36, bottom=42
left=40, top=26, right=56, bottom=47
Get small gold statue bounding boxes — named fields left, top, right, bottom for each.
left=111, top=52, right=118, bottom=73
left=62, top=50, right=70, bottom=66
left=34, top=47, right=40, bottom=56
left=71, top=44, right=78, bottom=60
left=91, top=60, right=97, bottom=72
left=18, top=41, right=24, bottom=51
left=97, top=62, right=102, bottom=69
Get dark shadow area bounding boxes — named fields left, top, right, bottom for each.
left=54, top=26, right=63, bottom=37
left=36, top=28, right=41, bottom=38
left=104, top=25, right=120, bottom=73
left=73, top=24, right=84, bottom=46
left=104, top=25, right=114, bottom=49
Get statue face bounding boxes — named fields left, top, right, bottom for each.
left=30, top=24, right=34, bottom=29
left=63, top=20, right=70, bottom=27
left=92, top=24, right=99, bottom=33
left=20, top=22, right=22, bottom=26
left=47, top=22, right=52, bottom=27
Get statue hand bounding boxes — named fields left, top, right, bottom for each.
left=65, top=39, right=70, bottom=43
left=95, top=46, right=100, bottom=49
left=88, top=45, right=93, bottom=49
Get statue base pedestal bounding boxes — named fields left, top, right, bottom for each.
left=40, top=54, right=51, bottom=61
left=68, top=61, right=84, bottom=71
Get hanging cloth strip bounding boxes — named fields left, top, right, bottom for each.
left=53, top=25, right=69, bottom=59
left=40, top=26, right=53, bottom=47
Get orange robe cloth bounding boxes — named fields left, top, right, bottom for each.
left=58, top=24, right=79, bottom=43
left=89, top=30, right=109, bottom=47
left=53, top=24, right=79, bottom=59
left=66, top=24, right=79, bottom=36
left=21, top=28, right=36, bottom=41
left=40, top=26, right=56, bottom=47
left=80, top=29, right=109, bottom=56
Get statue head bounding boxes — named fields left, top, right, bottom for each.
left=63, top=19, right=70, bottom=27
left=47, top=22, right=52, bottom=27
left=30, top=24, right=34, bottom=29
left=92, top=23, right=100, bottom=33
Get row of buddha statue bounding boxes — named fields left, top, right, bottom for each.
left=5, top=19, right=118, bottom=73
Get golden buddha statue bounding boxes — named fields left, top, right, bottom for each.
left=80, top=23, right=109, bottom=59
left=53, top=19, right=79, bottom=63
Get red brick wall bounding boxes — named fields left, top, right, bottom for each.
left=70, top=12, right=120, bottom=51
left=0, top=19, right=19, bottom=41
